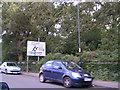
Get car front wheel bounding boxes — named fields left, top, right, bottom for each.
left=39, top=74, right=46, bottom=83
left=5, top=69, right=8, bottom=74
left=63, top=77, right=72, bottom=88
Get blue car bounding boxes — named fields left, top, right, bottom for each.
left=39, top=60, right=94, bottom=88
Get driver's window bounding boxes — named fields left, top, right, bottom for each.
left=53, top=62, right=62, bottom=69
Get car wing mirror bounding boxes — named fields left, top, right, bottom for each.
left=0, top=82, right=9, bottom=90
left=58, top=66, right=62, bottom=70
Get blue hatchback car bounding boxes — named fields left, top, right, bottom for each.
left=39, top=60, right=94, bottom=88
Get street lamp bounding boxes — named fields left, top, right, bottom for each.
left=77, top=3, right=82, bottom=66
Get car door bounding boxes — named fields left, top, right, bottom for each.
left=43, top=61, right=53, bottom=80
left=51, top=62, right=64, bottom=82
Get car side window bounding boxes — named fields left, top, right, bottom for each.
left=53, top=62, right=62, bottom=69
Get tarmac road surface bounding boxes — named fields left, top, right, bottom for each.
left=0, top=73, right=118, bottom=90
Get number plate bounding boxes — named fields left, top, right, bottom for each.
left=13, top=72, right=18, bottom=74
left=84, top=78, right=92, bottom=81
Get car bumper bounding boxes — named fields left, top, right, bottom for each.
left=7, top=70, right=21, bottom=74
left=71, top=77, right=94, bottom=86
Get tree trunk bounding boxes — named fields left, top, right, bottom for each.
left=18, top=52, right=23, bottom=62
left=17, top=40, right=23, bottom=62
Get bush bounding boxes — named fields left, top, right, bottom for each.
left=81, top=51, right=98, bottom=62
left=18, top=53, right=79, bottom=73
left=17, top=61, right=41, bottom=73
left=83, top=64, right=119, bottom=82
left=40, top=53, right=63, bottom=65
left=81, top=50, right=119, bottom=82
left=62, top=54, right=79, bottom=62
left=40, top=53, right=79, bottom=64
left=18, top=52, right=119, bottom=82
left=81, top=49, right=118, bottom=62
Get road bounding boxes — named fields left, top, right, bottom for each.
left=0, top=73, right=115, bottom=89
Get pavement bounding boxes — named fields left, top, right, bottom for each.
left=22, top=72, right=119, bottom=89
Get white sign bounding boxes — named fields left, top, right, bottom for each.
left=27, top=41, right=46, bottom=56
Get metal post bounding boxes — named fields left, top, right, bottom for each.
left=38, top=38, right=40, bottom=64
left=26, top=56, right=29, bottom=72
left=77, top=4, right=82, bottom=66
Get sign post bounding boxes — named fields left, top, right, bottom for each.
left=26, top=41, right=46, bottom=72
left=26, top=56, right=29, bottom=72
left=38, top=38, right=40, bottom=64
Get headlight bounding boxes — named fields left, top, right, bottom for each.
left=18, top=68, right=21, bottom=71
left=15, top=67, right=21, bottom=71
left=7, top=68, right=13, bottom=70
left=72, top=72, right=81, bottom=78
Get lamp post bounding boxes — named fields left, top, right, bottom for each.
left=38, top=38, right=40, bottom=64
left=77, top=4, right=82, bottom=66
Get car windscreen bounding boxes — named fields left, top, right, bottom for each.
left=62, top=61, right=83, bottom=70
left=7, top=63, right=17, bottom=66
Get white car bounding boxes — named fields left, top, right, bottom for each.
left=0, top=62, right=21, bottom=74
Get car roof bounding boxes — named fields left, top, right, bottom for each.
left=47, top=60, right=70, bottom=63
left=48, top=60, right=63, bottom=62
left=3, top=62, right=16, bottom=63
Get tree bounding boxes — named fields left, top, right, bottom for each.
left=2, top=2, right=63, bottom=61
left=2, top=2, right=119, bottom=62
left=2, top=3, right=33, bottom=61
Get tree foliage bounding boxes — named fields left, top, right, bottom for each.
left=2, top=2, right=119, bottom=63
